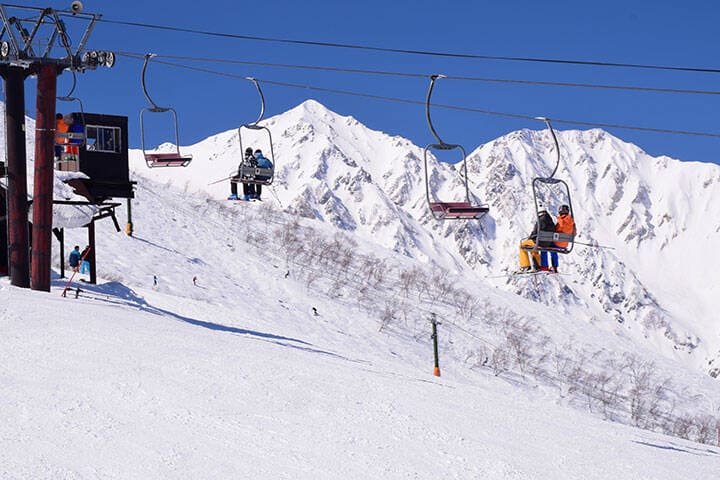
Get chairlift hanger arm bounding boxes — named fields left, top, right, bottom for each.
left=425, top=74, right=448, bottom=146
left=141, top=53, right=166, bottom=111
left=245, top=76, right=266, bottom=126
left=535, top=116, right=560, bottom=178
left=58, top=69, right=77, bottom=99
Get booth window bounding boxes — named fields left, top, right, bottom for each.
left=86, top=125, right=121, bottom=154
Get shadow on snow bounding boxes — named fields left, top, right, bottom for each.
left=53, top=278, right=362, bottom=364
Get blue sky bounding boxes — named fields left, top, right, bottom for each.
left=14, top=0, right=720, bottom=165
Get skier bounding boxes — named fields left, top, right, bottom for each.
left=192, top=275, right=197, bottom=286
left=68, top=245, right=81, bottom=272
left=540, top=204, right=576, bottom=273
left=229, top=148, right=257, bottom=201
left=252, top=149, right=273, bottom=201
left=153, top=275, right=158, bottom=287
left=518, top=204, right=555, bottom=273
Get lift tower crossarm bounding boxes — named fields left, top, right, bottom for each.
left=0, top=4, right=106, bottom=71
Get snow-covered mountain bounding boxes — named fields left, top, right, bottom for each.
left=3, top=100, right=720, bottom=476
left=132, top=99, right=720, bottom=379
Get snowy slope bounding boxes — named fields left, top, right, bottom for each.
left=3, top=173, right=720, bottom=478
left=2, top=99, right=720, bottom=477
left=129, top=99, right=720, bottom=378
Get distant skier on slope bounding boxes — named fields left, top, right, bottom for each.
left=517, top=204, right=555, bottom=273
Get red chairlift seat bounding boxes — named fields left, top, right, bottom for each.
left=145, top=152, right=193, bottom=168
left=429, top=202, right=490, bottom=220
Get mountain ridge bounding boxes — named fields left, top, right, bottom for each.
left=129, top=98, right=719, bottom=376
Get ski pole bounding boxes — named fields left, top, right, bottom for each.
left=207, top=175, right=233, bottom=186
left=574, top=240, right=615, bottom=250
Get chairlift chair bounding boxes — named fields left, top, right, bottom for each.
left=139, top=54, right=192, bottom=168
left=232, top=77, right=276, bottom=186
left=423, top=75, right=489, bottom=220
left=523, top=118, right=576, bottom=255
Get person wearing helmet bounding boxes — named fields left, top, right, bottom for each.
left=252, top=149, right=273, bottom=201
left=228, top=147, right=257, bottom=200
left=518, top=203, right=556, bottom=273
left=540, top=204, right=576, bottom=272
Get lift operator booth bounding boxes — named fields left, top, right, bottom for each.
left=56, top=112, right=134, bottom=202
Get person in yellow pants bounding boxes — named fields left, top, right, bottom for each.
left=517, top=205, right=555, bottom=273
left=519, top=239, right=541, bottom=271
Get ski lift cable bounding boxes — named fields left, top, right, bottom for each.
left=119, top=55, right=720, bottom=139
left=97, top=18, right=720, bottom=74
left=112, top=51, right=720, bottom=96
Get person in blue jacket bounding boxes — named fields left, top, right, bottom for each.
left=68, top=245, right=81, bottom=272
left=253, top=149, right=273, bottom=200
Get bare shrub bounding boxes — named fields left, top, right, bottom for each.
left=398, top=267, right=423, bottom=298
left=426, top=271, right=454, bottom=305
left=692, top=415, right=719, bottom=444
left=594, top=372, right=623, bottom=419
left=452, top=289, right=482, bottom=323
left=671, top=414, right=695, bottom=440
left=489, top=344, right=510, bottom=376
left=623, top=354, right=657, bottom=428
left=378, top=300, right=399, bottom=332
left=275, top=219, right=303, bottom=269
left=506, top=330, right=533, bottom=376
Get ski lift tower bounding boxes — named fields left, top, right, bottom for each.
left=0, top=3, right=115, bottom=291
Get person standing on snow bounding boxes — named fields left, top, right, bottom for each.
left=79, top=246, right=91, bottom=275
left=68, top=245, right=81, bottom=272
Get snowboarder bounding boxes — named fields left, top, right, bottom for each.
left=312, top=307, right=318, bottom=316
left=68, top=245, right=81, bottom=272
left=518, top=204, right=555, bottom=273
left=192, top=275, right=197, bottom=286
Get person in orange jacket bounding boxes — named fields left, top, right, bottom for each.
left=55, top=113, right=69, bottom=160
left=541, top=204, right=576, bottom=272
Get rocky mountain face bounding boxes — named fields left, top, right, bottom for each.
left=232, top=100, right=719, bottom=376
